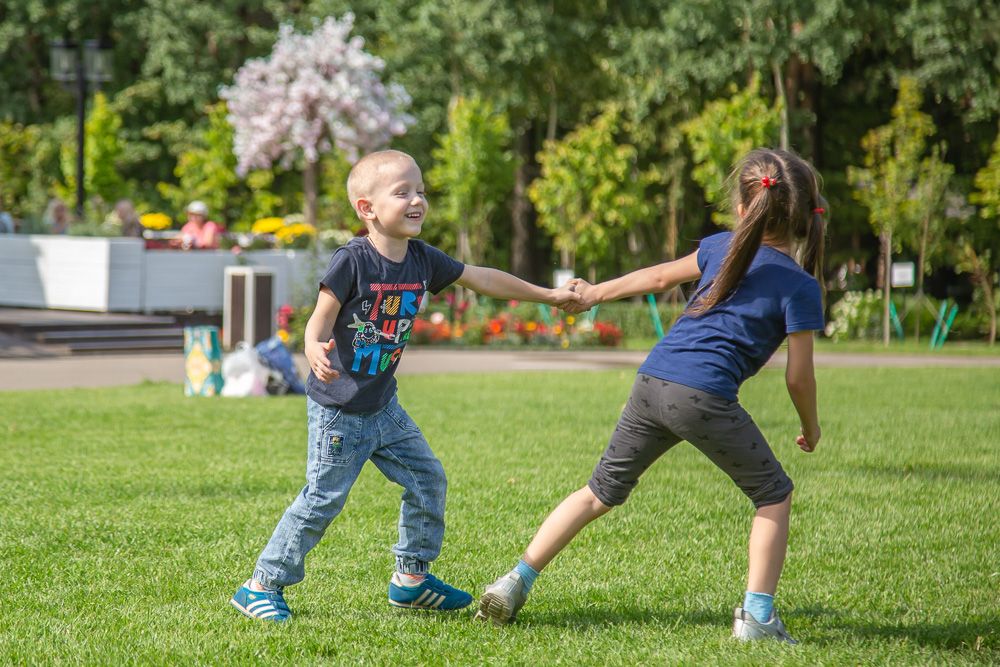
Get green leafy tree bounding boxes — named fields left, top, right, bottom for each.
left=966, top=123, right=1000, bottom=344
left=900, top=144, right=954, bottom=342
left=895, top=0, right=1000, bottom=123
left=368, top=0, right=619, bottom=280
left=156, top=101, right=282, bottom=228
left=428, top=94, right=515, bottom=268
left=0, top=121, right=57, bottom=220
left=681, top=73, right=783, bottom=229
left=529, top=105, right=653, bottom=279
left=58, top=91, right=126, bottom=220
left=848, top=77, right=935, bottom=345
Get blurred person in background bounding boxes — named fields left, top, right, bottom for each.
left=174, top=200, right=222, bottom=249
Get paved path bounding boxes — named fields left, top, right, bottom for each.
left=1, top=346, right=998, bottom=392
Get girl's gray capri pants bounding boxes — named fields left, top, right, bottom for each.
left=587, top=373, right=793, bottom=509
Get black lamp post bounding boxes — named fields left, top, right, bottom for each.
left=50, top=39, right=113, bottom=219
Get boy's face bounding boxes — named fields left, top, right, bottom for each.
left=360, top=159, right=428, bottom=240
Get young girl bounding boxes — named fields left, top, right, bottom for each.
left=474, top=148, right=826, bottom=644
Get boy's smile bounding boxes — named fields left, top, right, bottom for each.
left=366, top=159, right=428, bottom=243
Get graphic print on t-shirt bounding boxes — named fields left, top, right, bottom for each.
left=347, top=280, right=425, bottom=376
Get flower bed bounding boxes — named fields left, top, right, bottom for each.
left=277, top=297, right=625, bottom=351
left=401, top=298, right=623, bottom=349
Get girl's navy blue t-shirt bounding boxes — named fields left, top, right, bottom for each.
left=639, top=232, right=824, bottom=401
left=306, top=237, right=464, bottom=412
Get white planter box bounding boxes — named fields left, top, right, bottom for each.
left=0, top=235, right=315, bottom=314
left=0, top=236, right=144, bottom=311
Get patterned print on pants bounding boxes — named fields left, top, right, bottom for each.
left=587, top=374, right=793, bottom=508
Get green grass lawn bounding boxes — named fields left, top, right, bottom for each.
left=622, top=336, right=1000, bottom=355
left=1, top=367, right=998, bottom=665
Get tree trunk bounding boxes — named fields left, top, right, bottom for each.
left=511, top=126, right=539, bottom=282
left=559, top=246, right=570, bottom=270
left=881, top=230, right=892, bottom=346
left=786, top=56, right=821, bottom=163
left=456, top=226, right=471, bottom=306
left=914, top=214, right=930, bottom=344
left=303, top=160, right=319, bottom=228
left=546, top=75, right=558, bottom=143
left=772, top=61, right=789, bottom=151
left=971, top=253, right=997, bottom=345
left=987, top=284, right=997, bottom=346
left=664, top=160, right=682, bottom=305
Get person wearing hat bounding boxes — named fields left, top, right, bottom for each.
left=176, top=200, right=222, bottom=249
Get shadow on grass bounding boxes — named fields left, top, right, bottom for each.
left=517, top=603, right=998, bottom=654
left=786, top=605, right=998, bottom=652
left=852, top=462, right=1000, bottom=484
left=522, top=605, right=727, bottom=631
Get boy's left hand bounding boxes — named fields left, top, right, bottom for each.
left=551, top=281, right=584, bottom=309
left=557, top=279, right=595, bottom=314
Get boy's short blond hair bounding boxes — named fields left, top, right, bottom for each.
left=346, top=150, right=417, bottom=218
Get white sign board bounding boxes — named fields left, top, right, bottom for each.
left=891, top=262, right=915, bottom=288
left=553, top=269, right=575, bottom=288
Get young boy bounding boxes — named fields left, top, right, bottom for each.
left=231, top=149, right=581, bottom=621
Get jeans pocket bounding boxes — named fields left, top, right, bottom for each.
left=384, top=401, right=421, bottom=434
left=320, top=411, right=357, bottom=466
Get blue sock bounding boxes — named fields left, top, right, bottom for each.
left=513, top=560, right=539, bottom=594
left=743, top=591, right=775, bottom=623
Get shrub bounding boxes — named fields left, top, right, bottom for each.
left=826, top=290, right=883, bottom=341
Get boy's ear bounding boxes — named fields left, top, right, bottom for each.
left=356, top=197, right=376, bottom=221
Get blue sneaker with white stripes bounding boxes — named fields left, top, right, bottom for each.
left=231, top=579, right=292, bottom=622
left=388, top=572, right=472, bottom=610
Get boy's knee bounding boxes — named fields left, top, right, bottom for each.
left=430, top=459, right=447, bottom=490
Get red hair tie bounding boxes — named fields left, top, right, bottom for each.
left=812, top=207, right=825, bottom=214
left=761, top=177, right=775, bottom=189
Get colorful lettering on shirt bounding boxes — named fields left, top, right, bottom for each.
left=349, top=284, right=425, bottom=376
left=368, top=283, right=422, bottom=322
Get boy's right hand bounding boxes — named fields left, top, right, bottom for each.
left=306, top=338, right=339, bottom=383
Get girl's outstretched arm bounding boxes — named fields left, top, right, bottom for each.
left=572, top=251, right=702, bottom=312
left=785, top=330, right=820, bottom=452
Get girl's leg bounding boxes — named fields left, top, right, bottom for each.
left=664, top=386, right=798, bottom=637
left=476, top=374, right=679, bottom=625
left=746, top=493, right=791, bottom=595
left=736, top=494, right=798, bottom=643
left=522, top=485, right=614, bottom=571
left=476, top=485, right=615, bottom=625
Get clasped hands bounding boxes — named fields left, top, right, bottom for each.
left=551, top=278, right=598, bottom=315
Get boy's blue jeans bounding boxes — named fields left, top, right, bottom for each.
left=253, top=394, right=447, bottom=589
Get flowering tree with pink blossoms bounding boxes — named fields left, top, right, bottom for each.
left=220, top=14, right=414, bottom=226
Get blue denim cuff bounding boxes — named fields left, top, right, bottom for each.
left=252, top=567, right=285, bottom=591
left=395, top=557, right=429, bottom=575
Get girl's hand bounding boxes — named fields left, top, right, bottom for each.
left=559, top=279, right=596, bottom=314
left=796, top=424, right=820, bottom=452
left=550, top=282, right=584, bottom=309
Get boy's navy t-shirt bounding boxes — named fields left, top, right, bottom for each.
left=306, top=237, right=464, bottom=412
left=639, top=232, right=824, bottom=402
